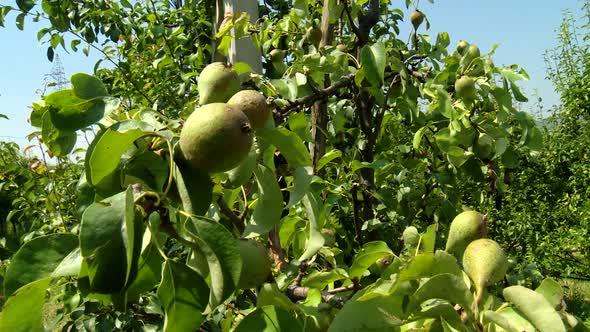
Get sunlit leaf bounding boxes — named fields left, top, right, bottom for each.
left=0, top=278, right=51, bottom=332
left=244, top=165, right=283, bottom=237
left=503, top=285, right=566, bottom=332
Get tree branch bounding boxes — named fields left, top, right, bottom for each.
left=276, top=73, right=355, bottom=117
left=217, top=196, right=245, bottom=233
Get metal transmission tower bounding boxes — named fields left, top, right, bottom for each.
left=45, top=53, right=69, bottom=92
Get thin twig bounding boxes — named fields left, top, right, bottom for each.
left=217, top=196, right=245, bottom=233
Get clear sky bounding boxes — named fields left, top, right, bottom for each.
left=0, top=1, right=581, bottom=152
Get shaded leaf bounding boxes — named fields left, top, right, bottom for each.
left=256, top=127, right=312, bottom=167
left=3, top=233, right=78, bottom=296
left=157, top=260, right=210, bottom=332
left=298, top=192, right=325, bottom=261
left=234, top=305, right=303, bottom=332
left=349, top=241, right=393, bottom=279
left=184, top=216, right=242, bottom=306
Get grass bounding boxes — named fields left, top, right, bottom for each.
left=560, top=278, right=590, bottom=327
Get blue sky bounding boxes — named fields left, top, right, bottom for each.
left=0, top=1, right=580, bottom=152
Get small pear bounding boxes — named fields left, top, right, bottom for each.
left=462, top=44, right=481, bottom=66
left=402, top=226, right=420, bottom=248
left=457, top=40, right=470, bottom=55
left=410, top=10, right=425, bottom=30
left=198, top=62, right=240, bottom=105
left=227, top=90, right=270, bottom=129
left=445, top=211, right=487, bottom=260
left=462, top=238, right=508, bottom=303
left=236, top=239, right=272, bottom=289
left=455, top=76, right=477, bottom=101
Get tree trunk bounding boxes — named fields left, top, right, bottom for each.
left=214, top=0, right=262, bottom=73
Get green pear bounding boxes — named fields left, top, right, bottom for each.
left=402, top=226, right=420, bottom=248
left=457, top=40, right=470, bottom=55
left=236, top=239, right=272, bottom=289
left=227, top=90, right=270, bottom=129
left=462, top=238, right=508, bottom=303
left=462, top=44, right=481, bottom=66
left=198, top=62, right=240, bottom=105
left=455, top=76, right=477, bottom=101
left=445, top=211, right=487, bottom=260
left=178, top=103, right=253, bottom=173
left=410, top=10, right=425, bottom=30
left=473, top=133, right=494, bottom=159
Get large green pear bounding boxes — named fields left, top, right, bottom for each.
left=178, top=103, right=253, bottom=173
left=198, top=62, right=241, bottom=105
left=445, top=211, right=487, bottom=260
left=236, top=239, right=272, bottom=289
left=462, top=238, right=508, bottom=303
left=227, top=90, right=270, bottom=129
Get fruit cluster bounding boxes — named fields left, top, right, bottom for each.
left=177, top=62, right=271, bottom=174
left=444, top=211, right=508, bottom=304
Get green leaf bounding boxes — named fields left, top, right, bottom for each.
left=79, top=187, right=143, bottom=293
left=413, top=126, right=428, bottom=150
left=126, top=241, right=164, bottom=301
left=85, top=121, right=152, bottom=191
left=329, top=293, right=404, bottom=332
left=534, top=278, right=563, bottom=309
left=15, top=12, right=25, bottom=30
left=419, top=224, right=437, bottom=253
left=16, top=0, right=35, bottom=13
left=303, top=269, right=349, bottom=289
left=157, top=260, right=210, bottom=332
left=234, top=305, right=303, bottom=332
left=525, top=126, right=543, bottom=151
left=49, top=96, right=116, bottom=131
left=244, top=165, right=283, bottom=237
left=71, top=73, right=108, bottom=99
left=184, top=216, right=242, bottom=307
left=41, top=111, right=76, bottom=156
left=349, top=241, right=393, bottom=279
left=3, top=233, right=78, bottom=296
left=360, top=42, right=386, bottom=87
left=482, top=310, right=521, bottom=332
left=225, top=145, right=257, bottom=189
left=395, top=251, right=462, bottom=287
left=123, top=150, right=170, bottom=192
left=502, top=285, right=566, bottom=332
left=256, top=127, right=312, bottom=168
left=298, top=192, right=326, bottom=262
left=288, top=112, right=313, bottom=142
left=287, top=166, right=313, bottom=207
left=257, top=283, right=299, bottom=312
left=172, top=162, right=213, bottom=216
left=0, top=278, right=51, bottom=332
left=408, top=273, right=472, bottom=313
left=317, top=149, right=342, bottom=171
left=414, top=302, right=469, bottom=332
left=494, top=307, right=536, bottom=332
